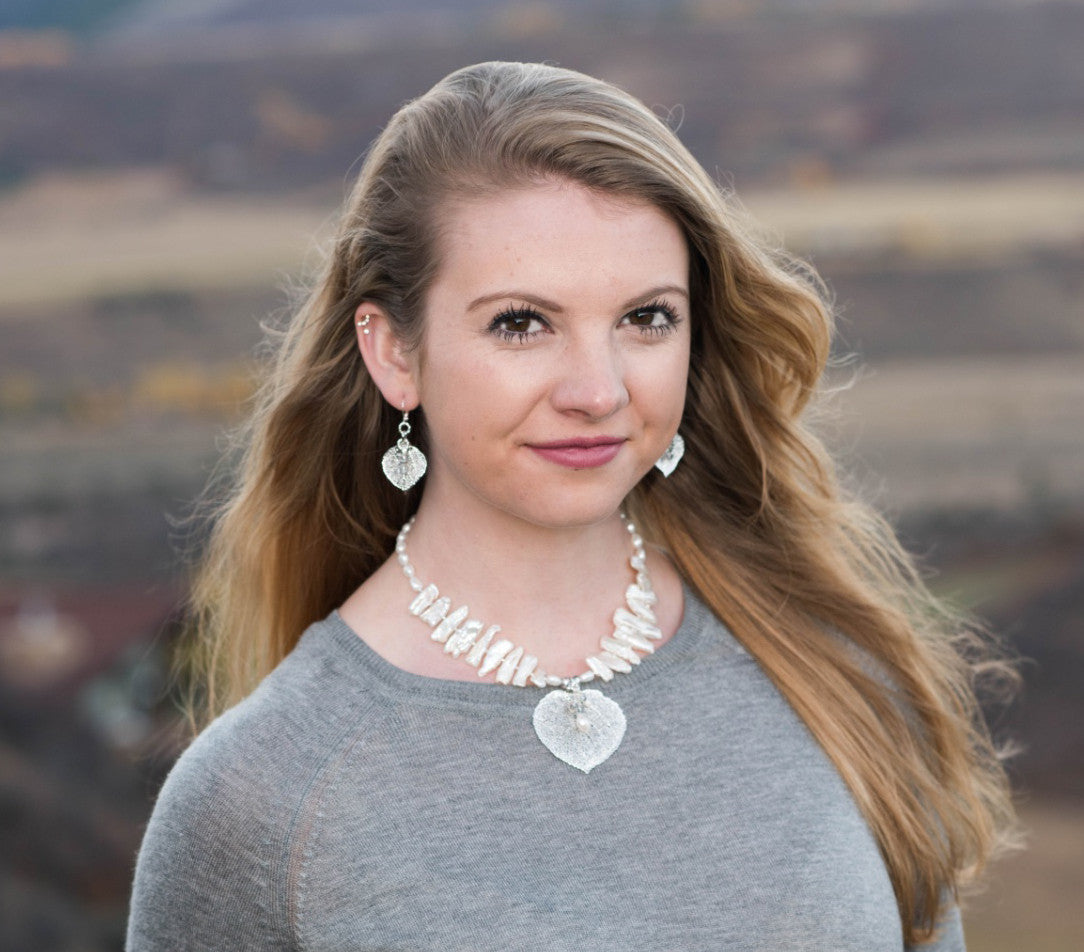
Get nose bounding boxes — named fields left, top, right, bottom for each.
left=549, top=335, right=629, bottom=420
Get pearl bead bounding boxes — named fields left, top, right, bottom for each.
left=394, top=512, right=651, bottom=698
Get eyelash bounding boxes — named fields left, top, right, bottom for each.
left=629, top=299, right=682, bottom=336
left=489, top=304, right=545, bottom=343
left=487, top=299, right=682, bottom=344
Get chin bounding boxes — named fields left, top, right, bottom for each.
left=500, top=489, right=636, bottom=532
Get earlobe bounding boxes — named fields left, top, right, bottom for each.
left=354, top=303, right=420, bottom=410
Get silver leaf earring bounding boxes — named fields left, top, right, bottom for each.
left=654, top=432, right=684, bottom=477
left=356, top=313, right=372, bottom=335
left=382, top=406, right=427, bottom=491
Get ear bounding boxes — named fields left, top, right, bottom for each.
left=354, top=303, right=420, bottom=410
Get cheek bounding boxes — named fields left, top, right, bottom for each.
left=423, top=334, right=552, bottom=403
left=419, top=355, right=538, bottom=450
left=635, top=349, right=690, bottom=414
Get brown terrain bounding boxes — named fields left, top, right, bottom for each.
left=1, top=1, right=1082, bottom=949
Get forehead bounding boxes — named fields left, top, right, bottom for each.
left=428, top=180, right=689, bottom=305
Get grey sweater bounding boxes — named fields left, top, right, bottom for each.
left=126, top=591, right=965, bottom=951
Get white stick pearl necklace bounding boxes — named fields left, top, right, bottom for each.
left=396, top=513, right=664, bottom=772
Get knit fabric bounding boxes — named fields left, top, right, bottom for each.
left=126, top=591, right=965, bottom=951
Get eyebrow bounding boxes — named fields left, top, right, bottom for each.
left=466, top=284, right=689, bottom=314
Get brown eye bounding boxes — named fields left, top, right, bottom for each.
left=489, top=306, right=548, bottom=342
left=629, top=308, right=660, bottom=326
left=622, top=302, right=679, bottom=334
left=504, top=313, right=535, bottom=333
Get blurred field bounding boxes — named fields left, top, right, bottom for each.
left=825, top=355, right=1084, bottom=513
left=965, top=803, right=1084, bottom=952
left=744, top=172, right=1084, bottom=259
left=0, top=169, right=338, bottom=308
left=3, top=168, right=1084, bottom=308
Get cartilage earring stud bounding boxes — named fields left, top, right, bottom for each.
left=654, top=432, right=684, bottom=477
left=382, top=407, right=427, bottom=491
left=356, top=313, right=372, bottom=335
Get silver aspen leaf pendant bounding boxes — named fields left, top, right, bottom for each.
left=382, top=428, right=427, bottom=491
left=382, top=442, right=426, bottom=490
left=653, top=433, right=685, bottom=477
left=395, top=512, right=653, bottom=774
left=532, top=686, right=626, bottom=773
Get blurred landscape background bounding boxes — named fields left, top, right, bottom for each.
left=0, top=1, right=1082, bottom=949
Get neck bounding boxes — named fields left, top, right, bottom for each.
left=401, top=496, right=635, bottom=674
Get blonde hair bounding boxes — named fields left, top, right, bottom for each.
left=187, top=61, right=1015, bottom=944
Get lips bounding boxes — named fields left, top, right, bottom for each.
left=527, top=437, right=626, bottom=469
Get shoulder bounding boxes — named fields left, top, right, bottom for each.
left=127, top=615, right=381, bottom=951
left=158, top=613, right=377, bottom=814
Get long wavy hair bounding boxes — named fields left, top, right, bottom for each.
left=187, top=61, right=1015, bottom=945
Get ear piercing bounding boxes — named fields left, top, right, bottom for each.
left=357, top=313, right=372, bottom=335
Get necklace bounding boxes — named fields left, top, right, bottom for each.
left=396, top=513, right=663, bottom=772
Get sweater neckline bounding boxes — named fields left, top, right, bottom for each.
left=311, top=585, right=727, bottom=711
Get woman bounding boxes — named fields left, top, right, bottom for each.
left=127, top=62, right=1014, bottom=951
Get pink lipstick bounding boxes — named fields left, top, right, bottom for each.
left=528, top=437, right=625, bottom=469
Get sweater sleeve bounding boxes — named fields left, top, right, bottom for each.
left=125, top=717, right=296, bottom=952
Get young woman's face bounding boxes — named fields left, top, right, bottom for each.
left=413, top=179, right=691, bottom=530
